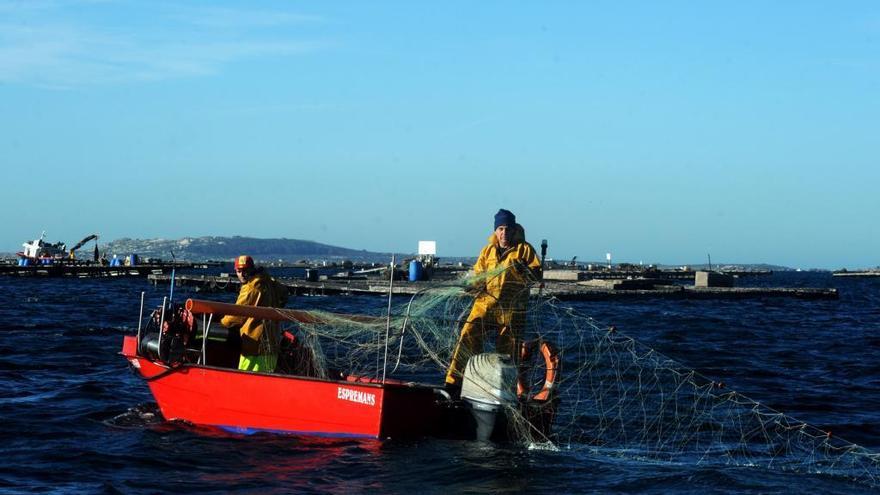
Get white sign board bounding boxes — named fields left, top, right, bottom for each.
left=418, top=241, right=437, bottom=256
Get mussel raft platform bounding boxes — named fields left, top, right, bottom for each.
left=148, top=274, right=839, bottom=301
left=0, top=262, right=217, bottom=277
left=832, top=270, right=880, bottom=277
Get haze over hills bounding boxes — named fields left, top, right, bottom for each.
left=104, top=236, right=400, bottom=262
left=99, top=237, right=797, bottom=270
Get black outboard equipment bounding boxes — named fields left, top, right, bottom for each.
left=140, top=303, right=195, bottom=365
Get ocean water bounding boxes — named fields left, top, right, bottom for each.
left=1, top=271, right=878, bottom=494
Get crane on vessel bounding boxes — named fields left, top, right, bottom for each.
left=68, top=234, right=99, bottom=260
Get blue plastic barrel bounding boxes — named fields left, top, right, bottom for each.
left=409, top=260, right=423, bottom=282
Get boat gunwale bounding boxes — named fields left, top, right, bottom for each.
left=121, top=348, right=436, bottom=391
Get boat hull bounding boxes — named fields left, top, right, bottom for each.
left=122, top=335, right=442, bottom=439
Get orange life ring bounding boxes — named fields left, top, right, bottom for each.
left=517, top=339, right=559, bottom=401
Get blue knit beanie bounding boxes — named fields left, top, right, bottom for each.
left=494, top=209, right=516, bottom=230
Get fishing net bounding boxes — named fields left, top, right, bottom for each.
left=237, top=266, right=880, bottom=487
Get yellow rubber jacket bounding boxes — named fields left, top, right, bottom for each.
left=220, top=269, right=289, bottom=356
left=471, top=224, right=542, bottom=309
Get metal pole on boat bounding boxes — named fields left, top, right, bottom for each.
left=169, top=268, right=176, bottom=302
left=381, top=255, right=395, bottom=383
left=157, top=296, right=168, bottom=360
left=539, top=239, right=548, bottom=297
left=168, top=250, right=177, bottom=303
left=136, top=291, right=145, bottom=352
left=200, top=314, right=208, bottom=365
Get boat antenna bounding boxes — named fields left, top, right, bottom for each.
left=381, top=254, right=395, bottom=383
left=169, top=250, right=177, bottom=304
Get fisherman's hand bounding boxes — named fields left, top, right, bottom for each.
left=510, top=260, right=530, bottom=277
left=507, top=261, right=530, bottom=281
left=463, top=284, right=483, bottom=296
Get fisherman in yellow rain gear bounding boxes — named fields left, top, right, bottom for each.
left=445, top=209, right=542, bottom=394
left=221, top=255, right=289, bottom=372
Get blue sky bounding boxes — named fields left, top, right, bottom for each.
left=1, top=1, right=877, bottom=269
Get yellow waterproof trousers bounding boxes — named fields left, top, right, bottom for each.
left=239, top=354, right=277, bottom=373
left=445, top=300, right=526, bottom=386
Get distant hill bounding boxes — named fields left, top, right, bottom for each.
left=104, top=236, right=397, bottom=262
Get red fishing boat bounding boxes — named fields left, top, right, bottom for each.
left=121, top=297, right=559, bottom=441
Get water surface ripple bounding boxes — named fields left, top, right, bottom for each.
left=1, top=272, right=878, bottom=493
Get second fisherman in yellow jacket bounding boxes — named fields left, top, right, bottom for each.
left=221, top=255, right=289, bottom=372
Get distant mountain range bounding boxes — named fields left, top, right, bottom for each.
left=104, top=236, right=398, bottom=262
